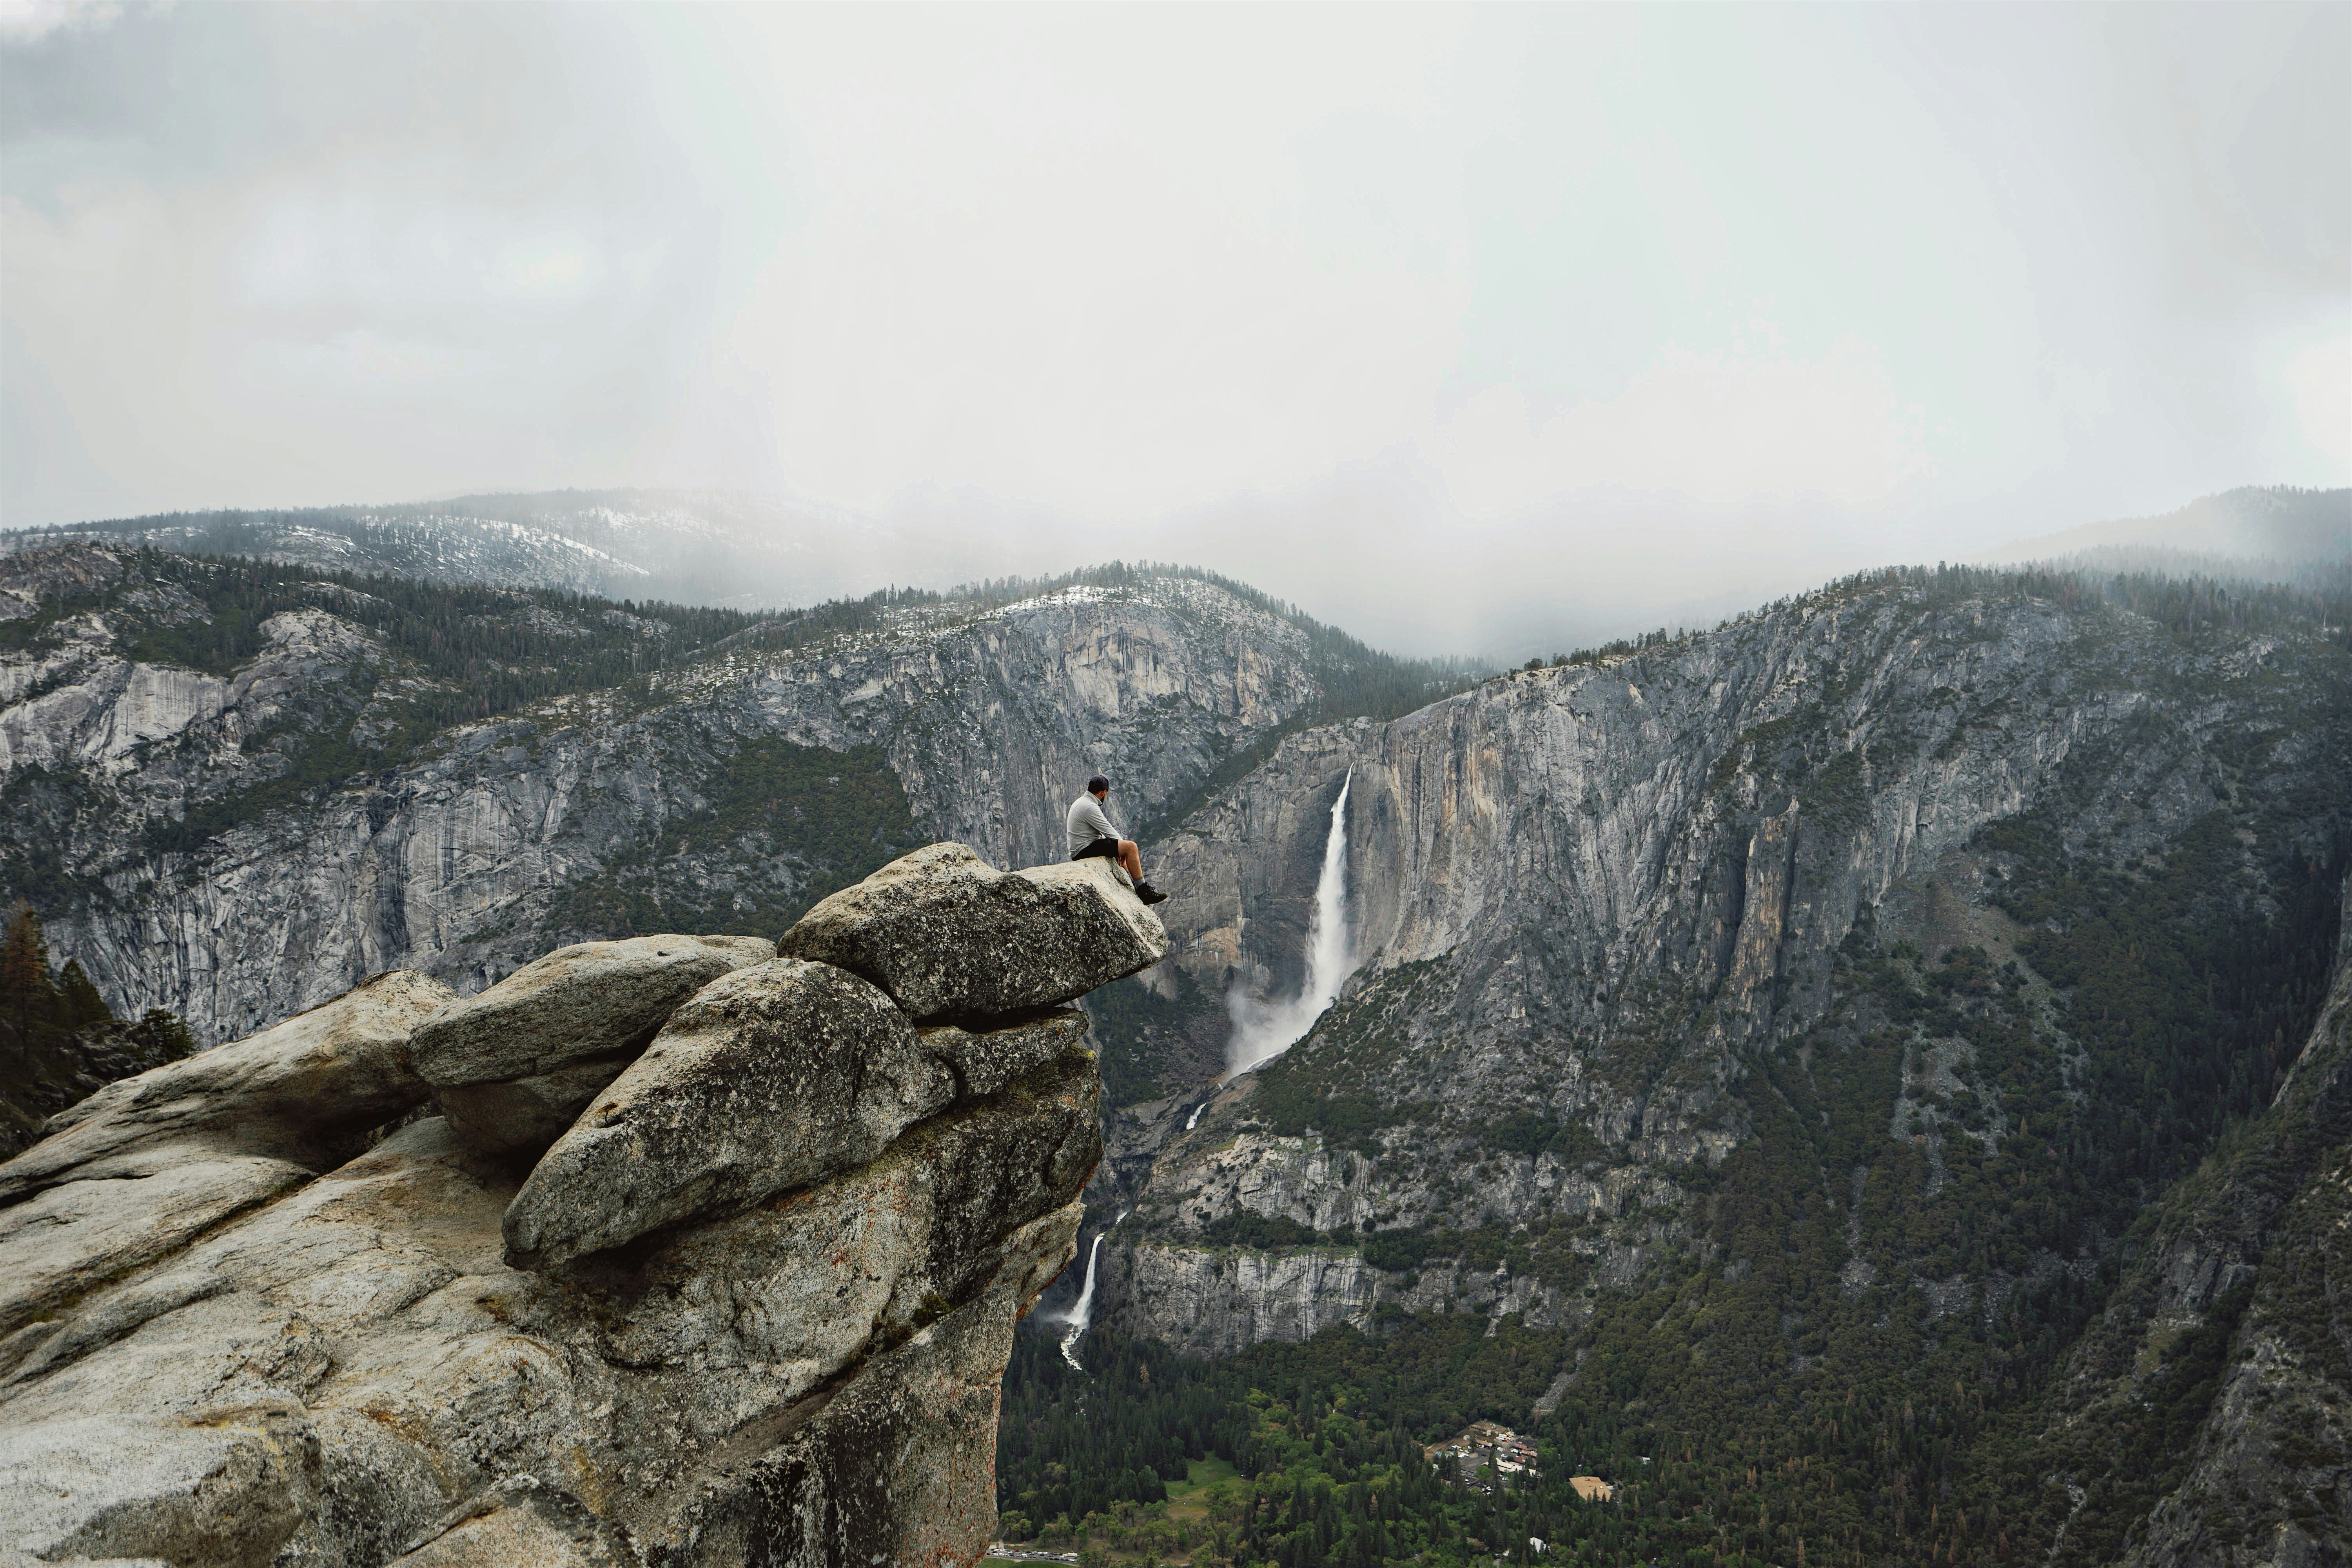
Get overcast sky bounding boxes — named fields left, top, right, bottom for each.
left=3, top=2, right=2347, bottom=650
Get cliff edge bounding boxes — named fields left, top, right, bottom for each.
left=0, top=846, right=1163, bottom=1568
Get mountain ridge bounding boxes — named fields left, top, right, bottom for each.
left=0, top=544, right=1466, bottom=1044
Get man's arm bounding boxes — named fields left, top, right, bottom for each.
left=1080, top=795, right=1123, bottom=843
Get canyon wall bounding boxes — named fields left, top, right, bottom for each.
left=1085, top=578, right=2348, bottom=1367
left=1, top=549, right=1318, bottom=1045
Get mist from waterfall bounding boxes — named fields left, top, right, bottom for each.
left=1225, top=768, right=1356, bottom=1075
left=1057, top=1231, right=1107, bottom=1370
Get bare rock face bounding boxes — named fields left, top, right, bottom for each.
left=0, top=969, right=454, bottom=1202
left=503, top=958, right=952, bottom=1269
left=919, top=1008, right=1091, bottom=1101
left=1094, top=581, right=2346, bottom=1346
left=0, top=855, right=1108, bottom=1568
left=0, top=1407, right=320, bottom=1567
left=0, top=969, right=456, bottom=1338
left=565, top=1055, right=1097, bottom=1408
left=779, top=843, right=1169, bottom=1022
left=0, top=1153, right=308, bottom=1340
left=410, top=934, right=774, bottom=1089
left=414, top=935, right=774, bottom=1158
left=435, top=1053, right=635, bottom=1157
left=386, top=1476, right=637, bottom=1568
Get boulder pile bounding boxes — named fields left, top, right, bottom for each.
left=0, top=846, right=1164, bottom=1568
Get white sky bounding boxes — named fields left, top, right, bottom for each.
left=2, top=2, right=2347, bottom=650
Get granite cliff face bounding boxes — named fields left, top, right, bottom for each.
left=0, top=844, right=1161, bottom=1567
left=0, top=548, right=1344, bottom=1047
left=1078, top=574, right=2350, bottom=1378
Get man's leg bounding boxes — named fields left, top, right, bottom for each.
left=1118, top=840, right=1144, bottom=882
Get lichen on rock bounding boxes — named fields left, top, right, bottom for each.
left=778, top=842, right=1170, bottom=1022
left=503, top=956, right=953, bottom=1270
left=410, top=933, right=777, bottom=1087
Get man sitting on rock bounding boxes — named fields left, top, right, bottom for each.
left=1067, top=775, right=1169, bottom=905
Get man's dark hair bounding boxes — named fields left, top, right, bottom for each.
left=1087, top=775, right=1111, bottom=794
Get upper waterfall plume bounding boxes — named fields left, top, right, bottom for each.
left=1225, top=768, right=1355, bottom=1074
left=1058, top=1230, right=1107, bottom=1370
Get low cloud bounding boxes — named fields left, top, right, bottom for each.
left=2, top=3, right=2343, bottom=631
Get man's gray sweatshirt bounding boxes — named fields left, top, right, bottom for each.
left=1066, top=792, right=1122, bottom=857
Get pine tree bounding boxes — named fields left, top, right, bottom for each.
left=125, top=1008, right=197, bottom=1063
left=56, top=959, right=114, bottom=1029
left=1, top=902, right=59, bottom=1033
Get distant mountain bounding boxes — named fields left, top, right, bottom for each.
left=0, top=487, right=1099, bottom=613
left=1984, top=485, right=2350, bottom=584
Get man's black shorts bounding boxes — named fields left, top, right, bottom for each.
left=1072, top=837, right=1122, bottom=862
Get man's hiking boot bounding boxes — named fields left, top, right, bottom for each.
left=1135, top=882, right=1170, bottom=906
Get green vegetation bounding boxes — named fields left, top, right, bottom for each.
left=1993, top=810, right=2343, bottom=1199
left=0, top=764, right=113, bottom=908
left=0, top=903, right=195, bottom=1155
left=1170, top=1458, right=1243, bottom=1498
left=1084, top=966, right=1232, bottom=1109
left=1252, top=1079, right=1413, bottom=1152
left=1242, top=958, right=1455, bottom=1150
left=999, top=1318, right=1628, bottom=1567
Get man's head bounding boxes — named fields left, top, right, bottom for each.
left=1088, top=775, right=1110, bottom=799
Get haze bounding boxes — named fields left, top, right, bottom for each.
left=3, top=2, right=2347, bottom=654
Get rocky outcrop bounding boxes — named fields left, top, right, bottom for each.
left=2, top=969, right=453, bottom=1203
left=415, top=935, right=775, bottom=1156
left=505, top=957, right=947, bottom=1269
left=920, top=1009, right=1093, bottom=1102
left=412, top=935, right=776, bottom=1088
left=0, top=843, right=1140, bottom=1568
left=779, top=844, right=1169, bottom=1022
left=0, top=969, right=456, bottom=1339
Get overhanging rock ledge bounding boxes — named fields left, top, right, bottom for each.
left=0, top=842, right=1152, bottom=1568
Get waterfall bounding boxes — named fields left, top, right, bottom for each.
left=1225, top=769, right=1356, bottom=1074
left=1058, top=1232, right=1106, bottom=1370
